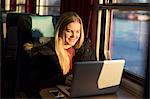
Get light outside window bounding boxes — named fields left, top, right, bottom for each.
left=5, top=0, right=10, bottom=11
left=16, top=0, right=25, bottom=4
left=16, top=0, right=26, bottom=12
left=4, top=0, right=25, bottom=12
left=36, top=0, right=60, bottom=15
left=115, top=0, right=150, bottom=3
left=111, top=10, right=150, bottom=77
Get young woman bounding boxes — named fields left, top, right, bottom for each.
left=45, top=12, right=84, bottom=86
left=54, top=12, right=84, bottom=75
left=23, top=12, right=84, bottom=97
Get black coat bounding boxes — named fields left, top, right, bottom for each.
left=21, top=40, right=66, bottom=97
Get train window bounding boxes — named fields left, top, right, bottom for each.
left=16, top=0, right=26, bottom=12
left=97, top=1, right=149, bottom=97
left=4, top=0, right=10, bottom=11
left=111, top=10, right=149, bottom=78
left=115, top=0, right=150, bottom=3
left=4, top=0, right=26, bottom=12
left=36, top=0, right=60, bottom=15
left=3, top=0, right=60, bottom=15
left=97, top=0, right=149, bottom=84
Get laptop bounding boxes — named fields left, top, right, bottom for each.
left=56, top=59, right=125, bottom=98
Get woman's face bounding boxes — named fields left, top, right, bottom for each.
left=64, top=21, right=81, bottom=47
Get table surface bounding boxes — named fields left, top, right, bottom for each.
left=39, top=87, right=138, bottom=99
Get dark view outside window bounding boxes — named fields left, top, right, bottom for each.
left=111, top=10, right=150, bottom=77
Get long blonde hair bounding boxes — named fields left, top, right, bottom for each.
left=55, top=12, right=84, bottom=75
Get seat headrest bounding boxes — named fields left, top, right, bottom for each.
left=31, top=15, right=55, bottom=38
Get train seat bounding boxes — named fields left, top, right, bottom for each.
left=5, top=12, right=59, bottom=97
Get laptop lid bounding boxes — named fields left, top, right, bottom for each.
left=57, top=59, right=125, bottom=98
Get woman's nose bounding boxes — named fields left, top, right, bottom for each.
left=71, top=32, right=75, bottom=37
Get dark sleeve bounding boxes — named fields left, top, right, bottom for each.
left=47, top=51, right=65, bottom=82
left=31, top=48, right=65, bottom=86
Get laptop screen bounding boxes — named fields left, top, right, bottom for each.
left=97, top=60, right=125, bottom=89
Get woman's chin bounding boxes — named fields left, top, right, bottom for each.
left=70, top=42, right=76, bottom=46
left=67, top=41, right=76, bottom=46
left=64, top=43, right=75, bottom=49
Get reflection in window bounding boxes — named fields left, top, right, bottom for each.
left=16, top=6, right=25, bottom=13
left=16, top=0, right=26, bottom=12
left=36, top=0, right=60, bottom=15
left=5, top=0, right=10, bottom=10
left=16, top=0, right=25, bottom=4
left=115, top=0, right=150, bottom=3
left=111, top=10, right=150, bottom=77
left=4, top=0, right=25, bottom=12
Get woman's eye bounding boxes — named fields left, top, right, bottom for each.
left=67, top=31, right=71, bottom=33
left=66, top=30, right=71, bottom=33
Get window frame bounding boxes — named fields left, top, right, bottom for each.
left=97, top=2, right=149, bottom=97
left=98, top=2, right=149, bottom=80
left=36, top=0, right=60, bottom=15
